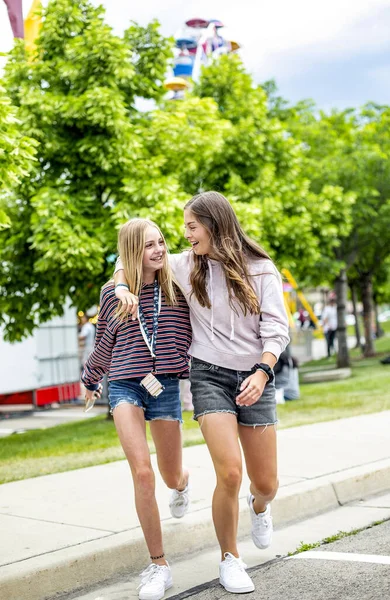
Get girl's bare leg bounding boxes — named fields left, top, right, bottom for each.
left=149, top=419, right=188, bottom=491
left=239, top=424, right=278, bottom=514
left=113, top=404, right=166, bottom=565
left=197, top=413, right=242, bottom=560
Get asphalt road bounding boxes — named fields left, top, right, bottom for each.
left=58, top=516, right=390, bottom=600
left=171, top=520, right=390, bottom=600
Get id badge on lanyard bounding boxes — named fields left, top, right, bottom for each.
left=139, top=280, right=164, bottom=398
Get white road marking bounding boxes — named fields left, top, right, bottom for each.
left=289, top=551, right=390, bottom=565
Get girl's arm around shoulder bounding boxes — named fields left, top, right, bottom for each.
left=168, top=250, right=191, bottom=271
left=114, top=252, right=189, bottom=312
left=115, top=252, right=190, bottom=280
left=115, top=252, right=185, bottom=275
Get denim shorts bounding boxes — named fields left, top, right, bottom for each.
left=108, top=375, right=182, bottom=422
left=190, top=358, right=277, bottom=427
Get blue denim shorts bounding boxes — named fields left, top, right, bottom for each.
left=190, top=358, right=277, bottom=427
left=108, top=375, right=182, bottom=422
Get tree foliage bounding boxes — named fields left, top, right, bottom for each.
left=2, top=0, right=389, bottom=350
left=0, top=85, right=37, bottom=229
left=0, top=0, right=173, bottom=340
left=193, top=55, right=355, bottom=281
left=284, top=99, right=390, bottom=356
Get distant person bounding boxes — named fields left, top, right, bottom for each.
left=298, top=308, right=306, bottom=328
left=322, top=296, right=337, bottom=357
left=78, top=314, right=96, bottom=367
left=274, top=349, right=300, bottom=401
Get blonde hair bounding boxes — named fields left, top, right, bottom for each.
left=117, top=218, right=177, bottom=315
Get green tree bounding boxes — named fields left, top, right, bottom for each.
left=0, top=84, right=37, bottom=229
left=1, top=0, right=233, bottom=342
left=123, top=20, right=173, bottom=103
left=194, top=57, right=355, bottom=326
left=291, top=104, right=390, bottom=357
left=372, top=260, right=390, bottom=338
left=286, top=107, right=361, bottom=365
left=351, top=105, right=390, bottom=354
left=122, top=96, right=230, bottom=225
left=0, top=0, right=173, bottom=341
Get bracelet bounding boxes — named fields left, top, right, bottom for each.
left=115, top=283, right=129, bottom=290
left=150, top=553, right=165, bottom=560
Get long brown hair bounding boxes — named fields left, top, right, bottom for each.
left=184, top=191, right=272, bottom=315
left=116, top=218, right=177, bottom=316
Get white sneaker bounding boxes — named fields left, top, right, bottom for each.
left=247, top=493, right=273, bottom=549
left=219, top=552, right=255, bottom=594
left=138, top=563, right=172, bottom=600
left=169, top=480, right=190, bottom=519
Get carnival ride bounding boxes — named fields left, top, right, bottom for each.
left=164, top=17, right=241, bottom=98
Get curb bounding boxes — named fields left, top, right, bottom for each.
left=2, top=458, right=390, bottom=600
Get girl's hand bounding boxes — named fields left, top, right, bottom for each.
left=84, top=383, right=103, bottom=412
left=236, top=370, right=268, bottom=406
left=115, top=287, right=139, bottom=319
left=84, top=383, right=102, bottom=402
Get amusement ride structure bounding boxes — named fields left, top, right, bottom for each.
left=164, top=17, right=241, bottom=98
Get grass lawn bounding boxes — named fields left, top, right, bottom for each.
left=1, top=326, right=389, bottom=485
left=278, top=354, right=390, bottom=428
left=0, top=410, right=201, bottom=485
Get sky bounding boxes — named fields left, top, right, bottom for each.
left=1, top=0, right=390, bottom=110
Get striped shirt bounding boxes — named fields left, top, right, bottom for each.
left=81, top=281, right=192, bottom=391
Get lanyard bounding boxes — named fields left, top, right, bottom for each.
left=137, top=279, right=162, bottom=372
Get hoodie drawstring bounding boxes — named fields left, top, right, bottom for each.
left=208, top=263, right=215, bottom=341
left=230, top=310, right=235, bottom=341
left=208, top=261, right=235, bottom=342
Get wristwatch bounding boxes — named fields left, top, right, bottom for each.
left=252, top=363, right=275, bottom=383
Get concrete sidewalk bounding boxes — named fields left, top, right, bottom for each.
left=1, top=411, right=390, bottom=600
left=0, top=405, right=107, bottom=437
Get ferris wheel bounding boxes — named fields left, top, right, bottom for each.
left=164, top=17, right=241, bottom=99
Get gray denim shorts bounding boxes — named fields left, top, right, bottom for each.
left=190, top=357, right=277, bottom=427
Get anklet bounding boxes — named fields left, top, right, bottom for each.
left=150, top=553, right=165, bottom=560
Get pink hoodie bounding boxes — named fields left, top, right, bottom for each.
left=116, top=251, right=289, bottom=371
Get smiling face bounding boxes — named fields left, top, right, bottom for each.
left=142, top=225, right=166, bottom=277
left=184, top=209, right=212, bottom=256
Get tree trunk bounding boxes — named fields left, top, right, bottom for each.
left=349, top=283, right=362, bottom=350
left=335, top=268, right=350, bottom=368
left=374, top=300, right=384, bottom=338
left=360, top=273, right=375, bottom=357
